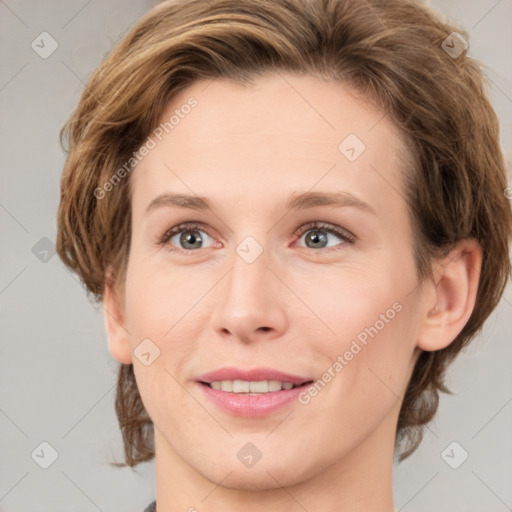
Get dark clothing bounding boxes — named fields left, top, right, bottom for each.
left=144, top=501, right=156, bottom=512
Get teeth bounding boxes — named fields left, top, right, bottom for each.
left=209, top=380, right=298, bottom=393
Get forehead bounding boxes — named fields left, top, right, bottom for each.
left=130, top=72, right=410, bottom=217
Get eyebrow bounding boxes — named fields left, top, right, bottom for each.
left=145, top=191, right=376, bottom=215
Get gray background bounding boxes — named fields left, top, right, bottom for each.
left=0, top=1, right=511, bottom=510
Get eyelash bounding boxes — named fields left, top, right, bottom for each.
left=157, top=221, right=356, bottom=254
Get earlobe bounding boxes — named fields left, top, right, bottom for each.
left=103, top=268, right=133, bottom=365
left=417, top=239, right=483, bottom=352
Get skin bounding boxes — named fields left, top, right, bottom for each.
left=104, top=72, right=482, bottom=512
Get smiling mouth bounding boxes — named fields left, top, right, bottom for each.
left=199, top=380, right=314, bottom=394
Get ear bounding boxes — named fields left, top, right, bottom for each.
left=103, top=266, right=132, bottom=364
left=416, top=238, right=483, bottom=352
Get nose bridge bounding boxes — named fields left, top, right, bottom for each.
left=210, top=235, right=288, bottom=340
left=225, top=237, right=273, bottom=309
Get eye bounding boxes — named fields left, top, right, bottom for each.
left=158, top=222, right=215, bottom=252
left=157, top=220, right=355, bottom=254
left=294, top=221, right=355, bottom=250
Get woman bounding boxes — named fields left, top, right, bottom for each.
left=56, top=0, right=512, bottom=510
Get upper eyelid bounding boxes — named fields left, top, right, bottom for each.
left=294, top=221, right=355, bottom=242
left=163, top=221, right=349, bottom=238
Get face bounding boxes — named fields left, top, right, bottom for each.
left=110, top=72, right=431, bottom=489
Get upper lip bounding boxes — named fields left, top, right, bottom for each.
left=197, top=367, right=314, bottom=386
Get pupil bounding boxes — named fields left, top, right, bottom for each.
left=307, top=230, right=327, bottom=248
left=181, top=231, right=202, bottom=249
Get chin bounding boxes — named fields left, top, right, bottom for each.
left=219, top=468, right=302, bottom=491
left=198, top=457, right=311, bottom=491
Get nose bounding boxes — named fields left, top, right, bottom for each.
left=210, top=241, right=288, bottom=344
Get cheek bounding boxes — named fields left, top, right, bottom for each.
left=124, top=258, right=201, bottom=337
left=123, top=259, right=209, bottom=405
left=301, top=253, right=418, bottom=401
left=295, top=258, right=409, bottom=348
left=303, top=308, right=416, bottom=448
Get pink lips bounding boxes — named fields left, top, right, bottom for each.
left=196, top=367, right=314, bottom=417
left=196, top=367, right=312, bottom=386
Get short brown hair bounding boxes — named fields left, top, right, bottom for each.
left=56, top=0, right=512, bottom=467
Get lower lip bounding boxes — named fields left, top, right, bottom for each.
left=197, top=382, right=313, bottom=417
